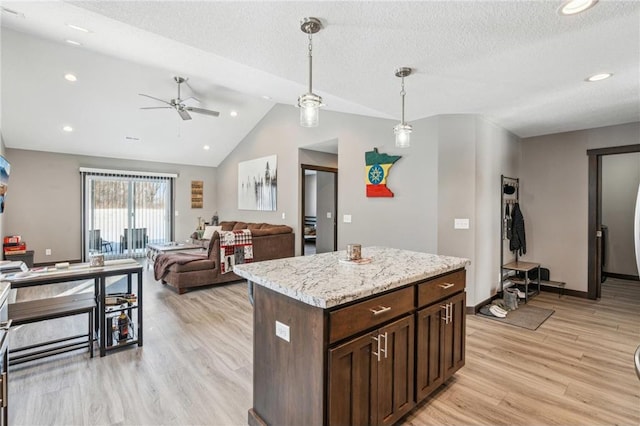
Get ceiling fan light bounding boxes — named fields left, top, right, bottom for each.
left=298, top=92, right=322, bottom=127
left=394, top=123, right=412, bottom=148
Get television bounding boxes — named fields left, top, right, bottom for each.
left=0, top=156, right=10, bottom=214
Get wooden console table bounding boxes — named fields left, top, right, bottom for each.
left=6, top=259, right=143, bottom=357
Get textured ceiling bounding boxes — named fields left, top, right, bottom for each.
left=1, top=1, right=639, bottom=166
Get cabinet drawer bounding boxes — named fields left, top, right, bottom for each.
left=329, top=286, right=414, bottom=344
left=418, top=270, right=465, bottom=308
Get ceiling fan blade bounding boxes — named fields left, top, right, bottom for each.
left=177, top=108, right=192, bottom=120
left=140, top=106, right=172, bottom=110
left=185, top=107, right=220, bottom=117
left=139, top=93, right=172, bottom=106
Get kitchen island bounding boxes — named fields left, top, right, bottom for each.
left=234, top=246, right=470, bottom=426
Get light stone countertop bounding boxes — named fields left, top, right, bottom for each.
left=0, top=281, right=10, bottom=307
left=233, top=246, right=470, bottom=309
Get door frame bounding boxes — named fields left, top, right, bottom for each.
left=587, top=144, right=640, bottom=299
left=301, top=164, right=338, bottom=255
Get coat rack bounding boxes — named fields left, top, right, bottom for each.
left=500, top=175, right=520, bottom=293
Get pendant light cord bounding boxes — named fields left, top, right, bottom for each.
left=400, top=76, right=406, bottom=125
left=308, top=33, right=313, bottom=94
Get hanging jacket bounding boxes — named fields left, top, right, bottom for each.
left=505, top=203, right=512, bottom=240
left=509, top=202, right=526, bottom=256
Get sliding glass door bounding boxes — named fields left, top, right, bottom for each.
left=81, top=170, right=174, bottom=260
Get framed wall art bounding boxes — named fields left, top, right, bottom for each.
left=238, top=155, right=277, bottom=211
left=191, top=180, right=203, bottom=208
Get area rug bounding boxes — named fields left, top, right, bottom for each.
left=476, top=304, right=554, bottom=330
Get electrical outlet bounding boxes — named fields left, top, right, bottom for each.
left=343, top=214, right=352, bottom=223
left=275, top=320, right=290, bottom=342
left=454, top=218, right=470, bottom=229
left=326, top=212, right=332, bottom=219
left=282, top=212, right=286, bottom=219
left=45, top=249, right=52, bottom=256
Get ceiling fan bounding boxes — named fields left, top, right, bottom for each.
left=139, top=76, right=220, bottom=120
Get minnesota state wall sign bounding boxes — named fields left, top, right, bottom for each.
left=365, top=148, right=402, bottom=197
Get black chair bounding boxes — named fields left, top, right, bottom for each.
left=120, top=228, right=148, bottom=253
left=89, top=230, right=102, bottom=252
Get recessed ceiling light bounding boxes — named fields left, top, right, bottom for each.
left=262, top=95, right=272, bottom=100
left=65, top=39, right=82, bottom=46
left=586, top=73, right=612, bottom=82
left=64, top=73, right=77, bottom=82
left=62, top=125, right=73, bottom=132
left=558, top=0, right=598, bottom=15
left=230, top=111, right=238, bottom=117
left=203, top=145, right=210, bottom=150
left=66, top=23, right=91, bottom=33
left=125, top=136, right=140, bottom=142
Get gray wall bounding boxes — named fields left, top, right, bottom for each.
left=216, top=104, right=439, bottom=258
left=602, top=152, right=640, bottom=276
left=4, top=148, right=217, bottom=264
left=436, top=115, right=520, bottom=306
left=520, top=122, right=640, bottom=292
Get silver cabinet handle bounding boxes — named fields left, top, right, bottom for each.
left=372, top=334, right=381, bottom=362
left=439, top=282, right=455, bottom=289
left=382, top=332, right=388, bottom=359
left=440, top=304, right=451, bottom=324
left=372, top=332, right=388, bottom=361
left=370, top=305, right=391, bottom=316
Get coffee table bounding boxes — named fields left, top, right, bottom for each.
left=146, top=242, right=204, bottom=270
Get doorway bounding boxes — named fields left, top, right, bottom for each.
left=301, top=165, right=338, bottom=255
left=587, top=144, right=640, bottom=299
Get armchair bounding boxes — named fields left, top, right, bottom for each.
left=120, top=228, right=148, bottom=253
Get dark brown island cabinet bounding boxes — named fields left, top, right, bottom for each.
left=247, top=268, right=466, bottom=426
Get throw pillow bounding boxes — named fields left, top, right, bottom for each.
left=202, top=225, right=222, bottom=240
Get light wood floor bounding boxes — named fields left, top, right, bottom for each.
left=8, top=272, right=640, bottom=425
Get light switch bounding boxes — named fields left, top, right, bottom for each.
left=343, top=214, right=352, bottom=223
left=282, top=212, right=286, bottom=219
left=275, top=321, right=290, bottom=342
left=454, top=218, right=470, bottom=229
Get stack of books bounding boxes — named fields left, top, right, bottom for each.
left=4, top=235, right=27, bottom=255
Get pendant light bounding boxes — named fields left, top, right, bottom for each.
left=394, top=67, right=412, bottom=148
left=298, top=17, right=323, bottom=127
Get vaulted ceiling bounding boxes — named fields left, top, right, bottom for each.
left=2, top=1, right=639, bottom=167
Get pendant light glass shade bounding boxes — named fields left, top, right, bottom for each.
left=394, top=123, right=412, bottom=148
left=298, top=17, right=323, bottom=128
left=394, top=67, right=413, bottom=148
left=299, top=92, right=321, bottom=127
